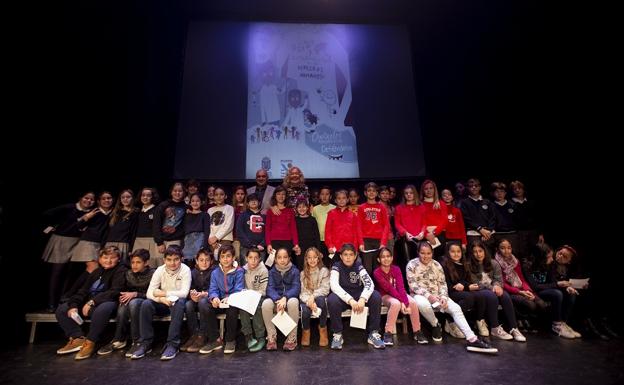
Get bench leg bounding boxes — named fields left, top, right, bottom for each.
left=29, top=322, right=37, bottom=344
left=402, top=317, right=408, bottom=334
left=219, top=318, right=224, bottom=340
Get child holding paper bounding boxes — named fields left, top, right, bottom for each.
left=327, top=243, right=385, bottom=350
left=358, top=182, right=390, bottom=273
left=240, top=249, right=269, bottom=352
left=262, top=248, right=301, bottom=351
left=299, top=247, right=330, bottom=347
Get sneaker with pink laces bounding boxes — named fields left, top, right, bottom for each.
left=491, top=325, right=513, bottom=340
left=266, top=336, right=278, bottom=351
left=552, top=322, right=575, bottom=339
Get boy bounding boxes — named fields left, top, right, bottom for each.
left=240, top=248, right=269, bottom=352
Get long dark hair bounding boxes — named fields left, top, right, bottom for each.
left=467, top=240, right=493, bottom=274
left=442, top=242, right=466, bottom=282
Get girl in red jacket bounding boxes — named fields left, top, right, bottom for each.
left=325, top=190, right=363, bottom=256
left=420, top=180, right=448, bottom=259
left=441, top=189, right=467, bottom=250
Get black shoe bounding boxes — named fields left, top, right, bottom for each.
left=431, top=324, right=442, bottom=343
left=585, top=319, right=610, bottom=340
left=466, top=338, right=498, bottom=354
left=413, top=330, right=429, bottom=344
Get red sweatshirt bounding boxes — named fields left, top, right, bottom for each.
left=373, top=265, right=409, bottom=305
left=500, top=262, right=534, bottom=295
left=445, top=205, right=467, bottom=246
left=358, top=202, right=389, bottom=245
left=325, top=207, right=363, bottom=250
left=394, top=203, right=425, bottom=237
left=421, top=200, right=448, bottom=236
left=265, top=207, right=299, bottom=246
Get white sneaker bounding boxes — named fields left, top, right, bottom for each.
left=476, top=319, right=489, bottom=337
left=563, top=323, right=582, bottom=338
left=552, top=323, right=575, bottom=339
left=510, top=328, right=526, bottom=342
left=491, top=325, right=513, bottom=340
left=444, top=322, right=465, bottom=339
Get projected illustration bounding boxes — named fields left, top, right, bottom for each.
left=246, top=23, right=359, bottom=179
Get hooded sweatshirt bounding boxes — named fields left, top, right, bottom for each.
left=243, top=262, right=269, bottom=296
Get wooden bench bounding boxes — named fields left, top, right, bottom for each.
left=25, top=306, right=407, bottom=344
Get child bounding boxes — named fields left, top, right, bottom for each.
left=348, top=188, right=360, bottom=215
left=312, top=186, right=335, bottom=267
left=325, top=190, right=363, bottom=258
left=466, top=240, right=525, bottom=342
left=207, top=187, right=235, bottom=253
left=406, top=241, right=497, bottom=353
left=131, top=245, right=191, bottom=360
left=153, top=183, right=186, bottom=256
left=440, top=189, right=467, bottom=250
left=294, top=200, right=321, bottom=270
left=459, top=178, right=497, bottom=253
left=132, top=187, right=162, bottom=268
left=182, top=193, right=210, bottom=265
left=510, top=180, right=544, bottom=261
left=327, top=244, right=385, bottom=350
left=379, top=185, right=396, bottom=254
left=394, top=185, right=425, bottom=276
left=265, top=186, right=300, bottom=256
left=420, top=180, right=447, bottom=258
left=105, top=189, right=139, bottom=266
left=55, top=246, right=126, bottom=360
left=490, top=182, right=519, bottom=249
left=442, top=242, right=479, bottom=338
left=180, top=248, right=217, bottom=353
left=358, top=182, right=390, bottom=273
left=236, top=193, right=266, bottom=265
left=262, top=248, right=301, bottom=351
left=184, top=179, right=200, bottom=205
left=240, top=248, right=269, bottom=352
left=299, top=247, right=330, bottom=347
left=199, top=244, right=245, bottom=354
left=373, top=247, right=426, bottom=345
left=97, top=249, right=155, bottom=356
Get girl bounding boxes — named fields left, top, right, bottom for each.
left=42, top=191, right=95, bottom=311
left=311, top=186, right=335, bottom=267
left=359, top=182, right=390, bottom=273
left=240, top=249, right=269, bottom=352
left=406, top=241, right=497, bottom=353
left=420, top=180, right=447, bottom=258
left=181, top=248, right=216, bottom=353
left=55, top=246, right=126, bottom=360
left=204, top=185, right=216, bottom=210
left=442, top=242, right=477, bottom=339
left=294, top=200, right=320, bottom=270
left=132, top=187, right=162, bottom=268
left=440, top=189, right=467, bottom=250
left=207, top=187, right=235, bottom=253
left=97, top=249, right=154, bottom=357
left=325, top=189, right=363, bottom=256
left=232, top=185, right=247, bottom=259
left=199, top=245, right=243, bottom=354
left=105, top=189, right=139, bottom=266
left=394, top=185, right=425, bottom=276
left=265, top=186, right=300, bottom=256
left=299, top=247, right=330, bottom=347
left=182, top=193, right=210, bottom=265
left=373, top=247, right=426, bottom=345
left=153, top=183, right=186, bottom=256
left=466, top=240, right=526, bottom=342
left=379, top=185, right=396, bottom=255
left=262, top=248, right=301, bottom=351
left=348, top=188, right=360, bottom=215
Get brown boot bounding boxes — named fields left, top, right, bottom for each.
left=57, top=336, right=85, bottom=355
left=318, top=326, right=329, bottom=347
left=187, top=335, right=206, bottom=353
left=180, top=334, right=198, bottom=352
left=301, top=329, right=311, bottom=346
left=75, top=339, right=95, bottom=360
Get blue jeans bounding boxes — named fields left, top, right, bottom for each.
left=139, top=298, right=187, bottom=347
left=185, top=297, right=211, bottom=335
left=56, top=301, right=117, bottom=343
left=327, top=291, right=382, bottom=334
left=114, top=298, right=145, bottom=342
left=301, top=296, right=328, bottom=329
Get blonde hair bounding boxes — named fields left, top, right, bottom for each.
left=302, top=247, right=323, bottom=291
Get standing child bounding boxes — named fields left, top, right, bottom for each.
left=236, top=193, right=266, bottom=265
left=232, top=185, right=248, bottom=259
left=262, top=248, right=301, bottom=351
left=182, top=193, right=210, bottom=266
left=131, top=245, right=191, bottom=361
left=105, top=189, right=139, bottom=266
left=240, top=249, right=269, bottom=352
left=440, top=189, right=467, bottom=250
left=132, top=187, right=162, bottom=268
left=265, top=186, right=300, bottom=256
left=299, top=247, right=330, bottom=347
left=97, top=249, right=154, bottom=356
left=153, top=183, right=186, bottom=256
left=348, top=188, right=360, bottom=215
left=180, top=248, right=216, bottom=353
left=199, top=245, right=245, bottom=354
left=294, top=200, right=321, bottom=270
left=358, top=182, right=390, bottom=273
left=207, top=187, right=235, bottom=253
left=460, top=178, right=497, bottom=254
left=327, top=244, right=385, bottom=350
left=374, top=247, right=426, bottom=345
left=325, top=190, right=363, bottom=259
left=312, top=186, right=335, bottom=267
left=394, top=185, right=426, bottom=276
left=420, top=180, right=447, bottom=258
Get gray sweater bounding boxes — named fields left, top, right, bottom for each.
left=299, top=267, right=330, bottom=303
left=243, top=262, right=269, bottom=296
left=469, top=260, right=503, bottom=290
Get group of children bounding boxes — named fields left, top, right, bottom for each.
left=45, top=175, right=595, bottom=361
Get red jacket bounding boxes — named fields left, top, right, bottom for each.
left=373, top=265, right=409, bottom=305
left=421, top=200, right=448, bottom=236
left=358, top=202, right=389, bottom=245
left=394, top=203, right=425, bottom=237
left=325, top=207, right=363, bottom=250
left=265, top=207, right=299, bottom=246
left=445, top=205, right=467, bottom=246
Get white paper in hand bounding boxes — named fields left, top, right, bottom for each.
left=349, top=306, right=368, bottom=329
left=328, top=253, right=335, bottom=260
left=429, top=237, right=441, bottom=249
left=166, top=295, right=179, bottom=304
left=569, top=278, right=589, bottom=289
left=311, top=307, right=322, bottom=318
left=43, top=226, right=55, bottom=234
left=265, top=250, right=276, bottom=267
left=272, top=311, right=297, bottom=336
left=227, top=290, right=261, bottom=315
left=218, top=299, right=230, bottom=308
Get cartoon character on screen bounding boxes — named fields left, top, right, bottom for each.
left=258, top=61, right=282, bottom=126
left=283, top=89, right=307, bottom=133
left=303, top=109, right=318, bottom=133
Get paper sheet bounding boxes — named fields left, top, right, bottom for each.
left=271, top=310, right=297, bottom=336
left=349, top=306, right=369, bottom=329
left=569, top=278, right=589, bottom=289
left=226, top=290, right=262, bottom=315
left=265, top=250, right=276, bottom=267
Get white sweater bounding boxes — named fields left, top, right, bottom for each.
left=146, top=264, right=192, bottom=301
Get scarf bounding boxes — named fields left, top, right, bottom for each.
left=495, top=252, right=523, bottom=288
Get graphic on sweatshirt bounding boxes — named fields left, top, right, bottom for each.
left=163, top=206, right=185, bottom=234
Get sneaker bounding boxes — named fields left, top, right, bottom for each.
left=510, top=328, right=526, bottom=342
left=383, top=332, right=395, bottom=346
left=414, top=330, right=429, bottom=344
left=97, top=342, right=114, bottom=356
left=283, top=336, right=297, bottom=351
left=160, top=343, right=178, bottom=360
left=466, top=338, right=498, bottom=354
left=125, top=342, right=139, bottom=358
left=491, top=325, right=513, bottom=340
left=552, top=323, right=575, bottom=339
left=266, top=336, right=278, bottom=351
left=199, top=339, right=223, bottom=354
left=130, top=343, right=152, bottom=359
left=112, top=340, right=127, bottom=350
left=476, top=319, right=490, bottom=337
left=57, top=336, right=85, bottom=355
left=224, top=341, right=236, bottom=354
left=431, top=324, right=443, bottom=343
left=245, top=334, right=258, bottom=350
left=74, top=339, right=95, bottom=360
left=331, top=333, right=344, bottom=350
left=367, top=330, right=386, bottom=349
left=444, top=322, right=465, bottom=339
left=250, top=337, right=265, bottom=353
left=563, top=323, right=582, bottom=338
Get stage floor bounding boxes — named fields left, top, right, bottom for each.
left=1, top=328, right=622, bottom=385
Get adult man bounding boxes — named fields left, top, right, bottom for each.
left=247, top=169, right=275, bottom=214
